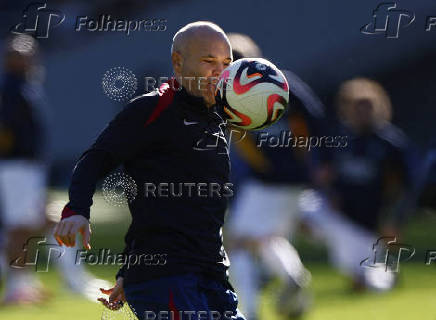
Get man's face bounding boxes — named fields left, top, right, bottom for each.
left=349, top=98, right=375, bottom=133
left=4, top=51, right=32, bottom=76
left=176, top=33, right=232, bottom=106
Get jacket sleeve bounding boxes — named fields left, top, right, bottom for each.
left=63, top=95, right=163, bottom=219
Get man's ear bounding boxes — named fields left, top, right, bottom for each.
left=171, top=51, right=183, bottom=75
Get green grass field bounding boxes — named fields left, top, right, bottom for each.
left=0, top=190, right=435, bottom=320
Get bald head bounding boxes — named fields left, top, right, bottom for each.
left=171, top=21, right=232, bottom=107
left=171, top=21, right=230, bottom=56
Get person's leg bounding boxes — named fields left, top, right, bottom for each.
left=299, top=189, right=396, bottom=291
left=227, top=180, right=270, bottom=319
left=228, top=244, right=259, bottom=320
left=259, top=236, right=309, bottom=286
left=228, top=181, right=310, bottom=318
left=258, top=186, right=310, bottom=287
left=0, top=161, right=49, bottom=304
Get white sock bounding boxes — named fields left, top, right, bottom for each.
left=47, top=230, right=90, bottom=281
left=4, top=268, right=40, bottom=296
left=229, top=249, right=259, bottom=319
left=259, top=236, right=310, bottom=288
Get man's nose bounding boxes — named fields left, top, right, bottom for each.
left=212, top=63, right=226, bottom=77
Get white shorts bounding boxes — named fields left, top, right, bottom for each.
left=227, top=179, right=303, bottom=238
left=298, top=189, right=376, bottom=277
left=0, top=160, right=47, bottom=229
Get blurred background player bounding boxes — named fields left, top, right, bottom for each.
left=0, top=34, right=109, bottom=304
left=416, top=140, right=436, bottom=212
left=226, top=33, right=326, bottom=319
left=0, top=34, right=49, bottom=304
left=299, top=78, right=415, bottom=291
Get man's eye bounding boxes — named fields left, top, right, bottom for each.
left=203, top=60, right=214, bottom=63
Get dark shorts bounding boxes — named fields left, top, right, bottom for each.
left=124, top=273, right=246, bottom=320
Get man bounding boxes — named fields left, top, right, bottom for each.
left=54, top=21, right=246, bottom=319
left=299, top=78, right=413, bottom=291
left=0, top=34, right=49, bottom=304
left=0, top=34, right=110, bottom=304
left=417, top=140, right=436, bottom=211
left=226, top=33, right=323, bottom=319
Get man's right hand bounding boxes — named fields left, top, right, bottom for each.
left=54, top=215, right=91, bottom=249
left=98, top=277, right=126, bottom=310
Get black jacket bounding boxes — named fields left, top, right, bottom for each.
left=64, top=82, right=231, bottom=284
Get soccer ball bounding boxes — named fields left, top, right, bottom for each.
left=215, top=58, right=289, bottom=130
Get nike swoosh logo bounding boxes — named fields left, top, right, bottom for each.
left=184, top=119, right=199, bottom=125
